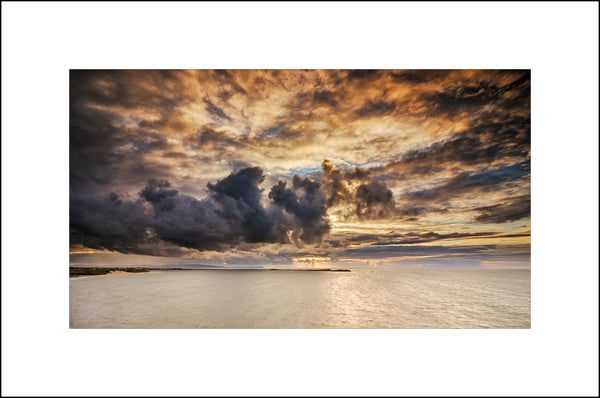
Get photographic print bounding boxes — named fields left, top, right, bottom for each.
left=70, top=69, right=530, bottom=328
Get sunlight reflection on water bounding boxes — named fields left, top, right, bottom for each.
left=70, top=269, right=530, bottom=328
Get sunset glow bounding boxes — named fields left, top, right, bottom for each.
left=70, top=70, right=530, bottom=268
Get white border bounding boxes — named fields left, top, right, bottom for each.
left=2, top=2, right=598, bottom=396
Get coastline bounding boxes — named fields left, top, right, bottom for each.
left=69, top=267, right=351, bottom=278
left=70, top=270, right=153, bottom=279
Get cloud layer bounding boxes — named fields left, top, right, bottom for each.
left=70, top=70, right=531, bottom=267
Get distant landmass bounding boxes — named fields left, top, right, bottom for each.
left=144, top=266, right=351, bottom=272
left=70, top=265, right=350, bottom=276
left=265, top=268, right=351, bottom=272
left=70, top=267, right=150, bottom=277
left=146, top=264, right=232, bottom=270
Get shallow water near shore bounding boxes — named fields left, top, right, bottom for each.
left=69, top=268, right=530, bottom=328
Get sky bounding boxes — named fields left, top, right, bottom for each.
left=70, top=69, right=530, bottom=268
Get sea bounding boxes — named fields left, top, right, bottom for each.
left=69, top=268, right=530, bottom=329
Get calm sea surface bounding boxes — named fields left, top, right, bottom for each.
left=70, top=269, right=530, bottom=328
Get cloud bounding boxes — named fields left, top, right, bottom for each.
left=393, top=116, right=530, bottom=176
left=343, top=166, right=371, bottom=181
left=185, top=127, right=239, bottom=150
left=70, top=70, right=188, bottom=111
left=330, top=230, right=531, bottom=249
left=320, top=160, right=400, bottom=219
left=346, top=69, right=380, bottom=80
left=207, top=166, right=277, bottom=243
left=296, top=90, right=339, bottom=109
left=71, top=167, right=335, bottom=256
left=69, top=70, right=531, bottom=266
left=355, top=100, right=397, bottom=117
left=268, top=175, right=330, bottom=244
left=355, top=180, right=397, bottom=218
left=70, top=191, right=186, bottom=256
left=337, top=244, right=530, bottom=263
left=321, top=159, right=351, bottom=207
left=473, top=195, right=530, bottom=223
left=140, top=179, right=178, bottom=212
left=365, top=231, right=530, bottom=246
left=321, top=161, right=448, bottom=221
left=70, top=73, right=185, bottom=193
left=203, top=96, right=232, bottom=121
left=422, top=70, right=530, bottom=119
left=390, top=69, right=453, bottom=84
left=404, top=160, right=530, bottom=203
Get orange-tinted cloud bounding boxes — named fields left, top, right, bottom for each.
left=70, top=70, right=530, bottom=267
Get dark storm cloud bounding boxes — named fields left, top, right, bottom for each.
left=268, top=175, right=330, bottom=244
left=71, top=167, right=333, bottom=256
left=71, top=183, right=237, bottom=256
left=404, top=160, right=530, bottom=203
left=354, top=100, right=397, bottom=117
left=355, top=180, right=397, bottom=218
left=140, top=179, right=178, bottom=212
left=473, top=195, right=531, bottom=223
left=70, top=191, right=190, bottom=257
left=206, top=167, right=277, bottom=243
